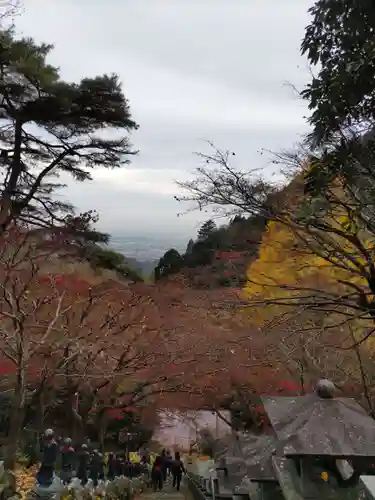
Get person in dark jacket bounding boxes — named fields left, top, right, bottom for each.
left=76, top=444, right=90, bottom=485
left=171, top=452, right=186, bottom=491
left=107, top=453, right=116, bottom=480
left=116, top=453, right=125, bottom=476
left=59, top=438, right=75, bottom=484
left=36, top=429, right=58, bottom=486
left=166, top=450, right=173, bottom=477
left=161, top=449, right=169, bottom=481
left=98, top=452, right=105, bottom=481
left=151, top=455, right=164, bottom=491
left=89, top=449, right=101, bottom=486
left=139, top=446, right=150, bottom=465
left=124, top=456, right=134, bottom=478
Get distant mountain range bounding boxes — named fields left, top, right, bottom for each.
left=108, top=233, right=188, bottom=278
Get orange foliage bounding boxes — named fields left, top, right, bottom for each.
left=0, top=226, right=265, bottom=421
left=0, top=225, right=289, bottom=432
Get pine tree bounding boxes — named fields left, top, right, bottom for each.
left=185, top=238, right=194, bottom=255
left=154, top=248, right=183, bottom=280
left=0, top=29, right=138, bottom=237
left=197, top=219, right=216, bottom=240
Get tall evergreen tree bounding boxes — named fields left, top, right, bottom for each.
left=197, top=219, right=216, bottom=240
left=154, top=248, right=183, bottom=280
left=0, top=29, right=138, bottom=238
left=185, top=238, right=194, bottom=255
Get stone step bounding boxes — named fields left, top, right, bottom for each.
left=139, top=478, right=188, bottom=500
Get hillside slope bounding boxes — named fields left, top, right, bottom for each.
left=154, top=215, right=267, bottom=289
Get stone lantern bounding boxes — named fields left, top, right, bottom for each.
left=205, top=380, right=375, bottom=500
left=260, top=379, right=375, bottom=499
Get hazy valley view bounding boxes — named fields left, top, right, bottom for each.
left=107, top=233, right=188, bottom=277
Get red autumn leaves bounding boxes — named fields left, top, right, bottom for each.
left=37, top=274, right=92, bottom=295
left=0, top=226, right=309, bottom=426
left=254, top=379, right=308, bottom=427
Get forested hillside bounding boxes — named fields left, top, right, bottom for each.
left=153, top=214, right=267, bottom=288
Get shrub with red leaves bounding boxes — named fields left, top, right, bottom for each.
left=37, top=273, right=92, bottom=296
left=0, top=359, right=15, bottom=375
left=106, top=408, right=125, bottom=420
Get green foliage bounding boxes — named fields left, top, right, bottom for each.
left=183, top=215, right=266, bottom=272
left=197, top=219, right=217, bottom=240
left=183, top=221, right=223, bottom=268
left=86, top=245, right=144, bottom=282
left=226, top=214, right=267, bottom=251
left=90, top=247, right=126, bottom=269
left=0, top=28, right=138, bottom=234
left=64, top=210, right=110, bottom=247
left=185, top=238, right=194, bottom=255
left=154, top=248, right=183, bottom=280
left=184, top=240, right=215, bottom=268
left=303, top=156, right=335, bottom=196
left=301, top=0, right=375, bottom=146
left=300, top=0, right=375, bottom=194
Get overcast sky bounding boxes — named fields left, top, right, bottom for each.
left=15, top=0, right=312, bottom=239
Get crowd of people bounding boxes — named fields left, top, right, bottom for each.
left=37, top=429, right=187, bottom=492
left=37, top=430, right=146, bottom=487
left=148, top=449, right=186, bottom=492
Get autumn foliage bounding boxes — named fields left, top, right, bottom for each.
left=240, top=176, right=375, bottom=416
left=1, top=219, right=343, bottom=465
left=0, top=224, right=277, bottom=464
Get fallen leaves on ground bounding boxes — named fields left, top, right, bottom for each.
left=15, top=465, right=38, bottom=499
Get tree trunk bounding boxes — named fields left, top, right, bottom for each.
left=35, top=391, right=45, bottom=462
left=4, top=390, right=24, bottom=470
left=0, top=118, right=23, bottom=233
left=5, top=357, right=26, bottom=471
left=97, top=411, right=108, bottom=452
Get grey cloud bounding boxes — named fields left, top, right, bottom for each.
left=29, top=0, right=310, bottom=96
left=57, top=175, right=208, bottom=239
left=15, top=0, right=312, bottom=236
left=59, top=0, right=311, bottom=98
left=132, top=119, right=308, bottom=174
